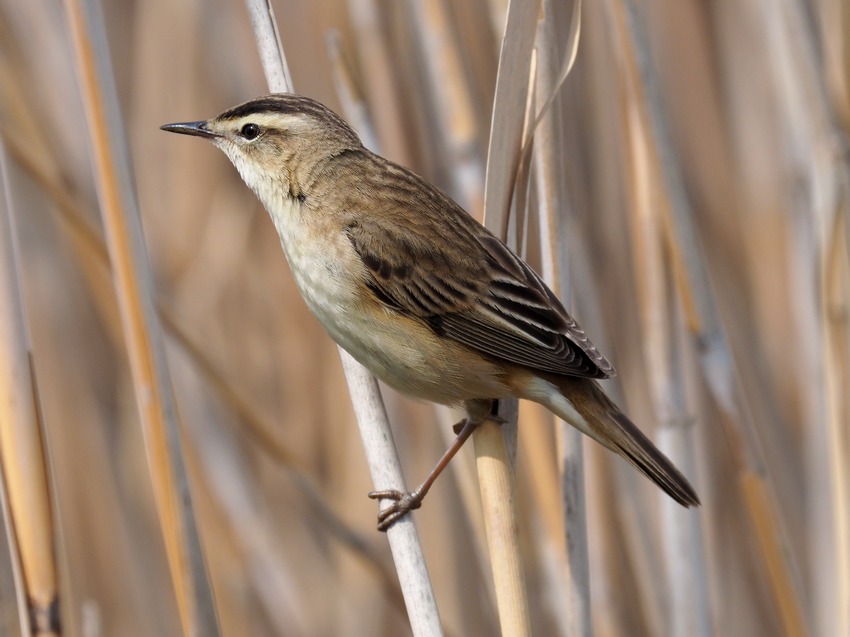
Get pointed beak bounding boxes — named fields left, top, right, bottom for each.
left=160, top=120, right=221, bottom=139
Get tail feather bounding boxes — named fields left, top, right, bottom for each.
left=608, top=411, right=700, bottom=507
left=545, top=377, right=700, bottom=507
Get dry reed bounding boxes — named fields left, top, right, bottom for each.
left=0, top=0, right=844, bottom=635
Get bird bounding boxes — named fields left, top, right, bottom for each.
left=161, top=93, right=699, bottom=530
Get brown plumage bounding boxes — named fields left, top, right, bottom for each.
left=162, top=93, right=700, bottom=526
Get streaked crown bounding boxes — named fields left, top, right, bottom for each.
left=162, top=93, right=365, bottom=203
left=215, top=94, right=362, bottom=148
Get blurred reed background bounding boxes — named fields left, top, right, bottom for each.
left=0, top=0, right=847, bottom=635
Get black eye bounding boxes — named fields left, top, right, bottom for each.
left=240, top=123, right=260, bottom=140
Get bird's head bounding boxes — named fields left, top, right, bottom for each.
left=161, top=93, right=363, bottom=202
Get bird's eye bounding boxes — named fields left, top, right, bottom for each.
left=240, top=123, right=261, bottom=140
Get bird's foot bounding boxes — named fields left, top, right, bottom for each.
left=368, top=488, right=424, bottom=532
left=368, top=403, right=498, bottom=532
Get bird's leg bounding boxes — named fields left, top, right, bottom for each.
left=368, top=399, right=500, bottom=531
left=367, top=418, right=479, bottom=531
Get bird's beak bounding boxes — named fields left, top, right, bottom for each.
left=160, top=120, right=221, bottom=139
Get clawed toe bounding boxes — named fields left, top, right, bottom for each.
left=368, top=489, right=404, bottom=502
left=367, top=489, right=423, bottom=532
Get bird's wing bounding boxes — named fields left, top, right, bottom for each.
left=345, top=214, right=615, bottom=380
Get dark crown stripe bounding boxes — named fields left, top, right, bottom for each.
left=217, top=94, right=362, bottom=146
left=220, top=95, right=322, bottom=120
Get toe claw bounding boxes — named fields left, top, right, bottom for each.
left=368, top=489, right=423, bottom=531
left=377, top=509, right=403, bottom=532
left=368, top=489, right=403, bottom=501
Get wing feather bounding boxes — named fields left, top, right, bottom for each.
left=343, top=165, right=615, bottom=379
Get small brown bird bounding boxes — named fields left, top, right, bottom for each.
left=162, top=94, right=699, bottom=529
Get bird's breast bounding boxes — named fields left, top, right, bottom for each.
left=263, top=196, right=511, bottom=405
left=267, top=198, right=360, bottom=318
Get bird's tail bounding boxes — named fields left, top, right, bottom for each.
left=545, top=376, right=700, bottom=507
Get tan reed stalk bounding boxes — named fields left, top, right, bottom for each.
left=529, top=1, right=593, bottom=635
left=3, top=119, right=410, bottom=626
left=621, top=82, right=712, bottom=636
left=754, top=12, right=842, bottom=634
left=763, top=3, right=850, bottom=633
left=0, top=142, right=59, bottom=636
left=475, top=1, right=543, bottom=635
left=608, top=5, right=713, bottom=633
left=739, top=475, right=806, bottom=637
left=614, top=0, right=807, bottom=633
left=243, top=1, right=443, bottom=634
left=326, top=31, right=380, bottom=151
left=369, top=9, right=504, bottom=625
left=473, top=407, right=530, bottom=636
left=822, top=207, right=850, bottom=637
left=483, top=0, right=541, bottom=239
left=60, top=0, right=220, bottom=634
left=404, top=0, right=484, bottom=215
left=326, top=37, right=493, bottom=623
left=3, top=0, right=844, bottom=631
left=345, top=0, right=412, bottom=164
left=162, top=313, right=407, bottom=613
left=0, top=464, right=26, bottom=634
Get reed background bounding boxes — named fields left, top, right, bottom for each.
left=0, top=0, right=847, bottom=635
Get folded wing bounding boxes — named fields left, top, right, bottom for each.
left=345, top=210, right=615, bottom=380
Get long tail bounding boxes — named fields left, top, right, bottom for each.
left=544, top=376, right=700, bottom=507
